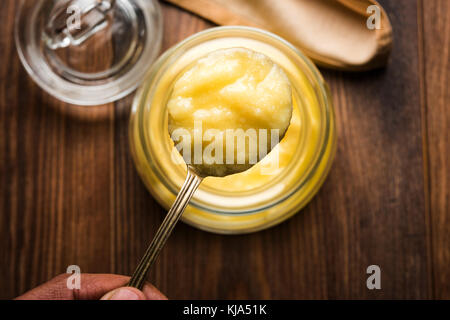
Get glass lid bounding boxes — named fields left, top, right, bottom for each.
left=15, top=0, right=163, bottom=105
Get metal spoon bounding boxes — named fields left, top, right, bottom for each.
left=128, top=166, right=203, bottom=289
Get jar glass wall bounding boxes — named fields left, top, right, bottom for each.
left=129, top=26, right=336, bottom=234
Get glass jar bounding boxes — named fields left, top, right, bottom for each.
left=15, top=0, right=162, bottom=105
left=129, top=26, right=336, bottom=234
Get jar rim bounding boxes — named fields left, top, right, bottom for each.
left=131, top=26, right=335, bottom=217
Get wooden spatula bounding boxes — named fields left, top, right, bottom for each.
left=164, top=0, right=392, bottom=71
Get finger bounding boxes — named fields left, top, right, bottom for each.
left=15, top=273, right=166, bottom=300
left=142, top=283, right=168, bottom=300
left=100, top=287, right=147, bottom=300
left=15, top=274, right=129, bottom=300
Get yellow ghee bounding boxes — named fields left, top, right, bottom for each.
left=167, top=48, right=293, bottom=177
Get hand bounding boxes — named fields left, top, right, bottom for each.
left=15, top=273, right=167, bottom=300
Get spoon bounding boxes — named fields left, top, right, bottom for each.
left=128, top=47, right=293, bottom=289
left=128, top=166, right=203, bottom=289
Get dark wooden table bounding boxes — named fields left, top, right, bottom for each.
left=0, top=0, right=448, bottom=299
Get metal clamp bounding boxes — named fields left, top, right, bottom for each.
left=44, top=0, right=116, bottom=50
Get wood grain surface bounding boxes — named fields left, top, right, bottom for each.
left=0, top=0, right=448, bottom=299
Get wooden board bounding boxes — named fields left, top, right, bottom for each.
left=0, top=0, right=448, bottom=299
left=419, top=0, right=450, bottom=299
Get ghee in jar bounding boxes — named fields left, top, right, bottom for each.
left=129, top=27, right=336, bottom=234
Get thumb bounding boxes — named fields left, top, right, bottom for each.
left=100, top=287, right=147, bottom=300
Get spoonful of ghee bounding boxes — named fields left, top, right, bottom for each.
left=129, top=48, right=292, bottom=288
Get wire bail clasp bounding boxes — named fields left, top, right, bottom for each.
left=44, top=0, right=116, bottom=50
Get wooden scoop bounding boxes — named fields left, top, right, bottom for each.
left=164, top=0, right=393, bottom=71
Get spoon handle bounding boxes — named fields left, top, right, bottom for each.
left=128, top=168, right=203, bottom=289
